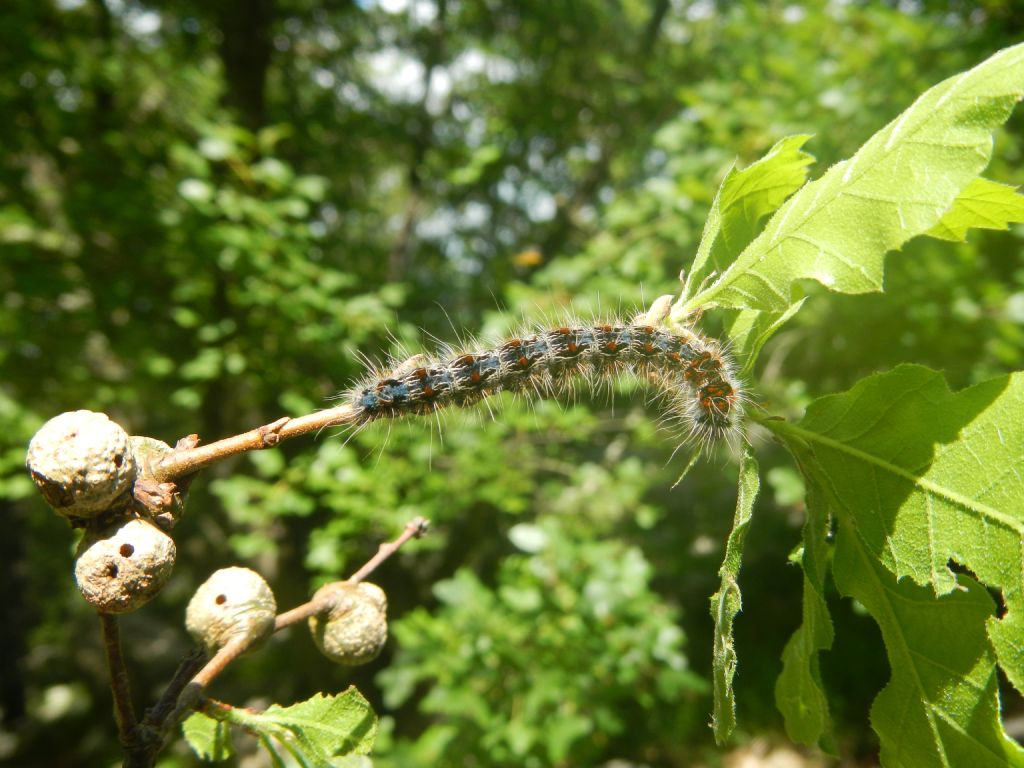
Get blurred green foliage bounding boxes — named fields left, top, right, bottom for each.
left=1, top=1, right=1022, bottom=765
left=377, top=517, right=705, bottom=767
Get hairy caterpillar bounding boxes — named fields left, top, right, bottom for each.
left=343, top=318, right=744, bottom=446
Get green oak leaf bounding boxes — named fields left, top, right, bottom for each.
left=764, top=365, right=1024, bottom=765
left=774, top=483, right=836, bottom=753
left=183, top=711, right=234, bottom=762
left=833, top=520, right=1023, bottom=768
left=680, top=43, right=1024, bottom=313
left=709, top=445, right=760, bottom=743
left=924, top=177, right=1024, bottom=241
left=679, top=134, right=814, bottom=308
left=674, top=135, right=812, bottom=364
left=200, top=688, right=377, bottom=767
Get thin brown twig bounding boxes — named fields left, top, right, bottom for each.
left=190, top=636, right=252, bottom=691
left=347, top=516, right=429, bottom=584
left=272, top=599, right=327, bottom=631
left=127, top=649, right=209, bottom=765
left=165, top=637, right=251, bottom=728
left=273, top=515, right=430, bottom=631
left=99, top=613, right=152, bottom=767
left=153, top=405, right=357, bottom=482
left=99, top=614, right=137, bottom=738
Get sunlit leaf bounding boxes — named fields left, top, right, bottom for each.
left=709, top=445, right=760, bottom=743
left=204, top=689, right=377, bottom=767
left=680, top=134, right=815, bottom=306
left=924, top=177, right=1024, bottom=241
left=681, top=43, right=1024, bottom=313
left=766, top=365, right=1024, bottom=764
left=833, top=522, right=1021, bottom=768
left=183, top=711, right=234, bottom=762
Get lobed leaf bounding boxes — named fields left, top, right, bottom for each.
left=681, top=43, right=1024, bottom=313
left=679, top=134, right=815, bottom=310
left=708, top=445, right=760, bottom=743
left=832, top=520, right=1023, bottom=768
left=765, top=365, right=1024, bottom=764
left=924, top=177, right=1024, bottom=241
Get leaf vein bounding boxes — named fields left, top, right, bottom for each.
left=786, top=423, right=1024, bottom=535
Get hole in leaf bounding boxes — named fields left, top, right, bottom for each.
left=119, top=543, right=134, bottom=558
left=948, top=559, right=1006, bottom=618
left=948, top=559, right=972, bottom=575
left=998, top=666, right=1023, bottom=723
left=113, top=452, right=123, bottom=468
left=105, top=562, right=119, bottom=578
left=992, top=590, right=1008, bottom=619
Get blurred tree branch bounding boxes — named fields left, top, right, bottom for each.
left=389, top=0, right=449, bottom=282
left=217, top=0, right=276, bottom=129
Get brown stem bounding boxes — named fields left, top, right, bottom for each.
left=99, top=614, right=150, bottom=767
left=190, top=637, right=252, bottom=690
left=100, top=614, right=136, bottom=737
left=273, top=599, right=326, bottom=631
left=144, top=648, right=207, bottom=730
left=153, top=405, right=356, bottom=482
left=347, top=516, right=430, bottom=585
left=165, top=637, right=251, bottom=727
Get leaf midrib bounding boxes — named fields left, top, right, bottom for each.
left=766, top=419, right=1024, bottom=536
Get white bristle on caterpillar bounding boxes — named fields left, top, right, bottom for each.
left=340, top=313, right=744, bottom=449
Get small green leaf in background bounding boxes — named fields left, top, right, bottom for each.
left=183, top=711, right=234, bottom=762
left=709, top=445, right=760, bottom=743
left=195, top=688, right=377, bottom=767
left=924, top=177, right=1024, bottom=242
left=763, top=365, right=1024, bottom=765
left=682, top=43, right=1024, bottom=313
left=448, top=144, right=503, bottom=186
